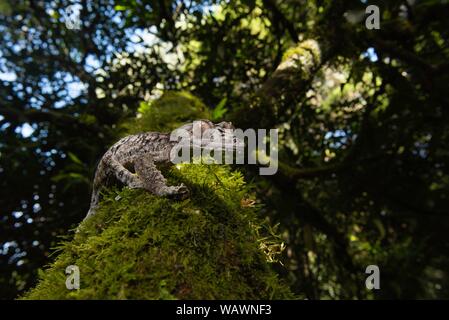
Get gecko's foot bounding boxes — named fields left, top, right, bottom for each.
left=128, top=180, right=145, bottom=189
left=166, top=183, right=190, bottom=200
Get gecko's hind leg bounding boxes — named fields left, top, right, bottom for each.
left=134, top=157, right=189, bottom=199
left=110, top=157, right=146, bottom=189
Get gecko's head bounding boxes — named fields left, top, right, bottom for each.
left=173, top=120, right=245, bottom=152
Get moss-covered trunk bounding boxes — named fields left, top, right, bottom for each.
left=22, top=164, right=293, bottom=299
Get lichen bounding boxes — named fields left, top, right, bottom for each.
left=21, top=164, right=294, bottom=300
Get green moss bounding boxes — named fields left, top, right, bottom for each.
left=281, top=39, right=321, bottom=69
left=21, top=164, right=294, bottom=300
left=123, top=91, right=211, bottom=134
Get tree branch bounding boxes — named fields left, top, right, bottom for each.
left=262, top=0, right=298, bottom=42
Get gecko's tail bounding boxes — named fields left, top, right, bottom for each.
left=84, top=188, right=100, bottom=222
left=76, top=188, right=100, bottom=233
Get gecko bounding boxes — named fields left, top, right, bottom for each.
left=84, top=119, right=242, bottom=221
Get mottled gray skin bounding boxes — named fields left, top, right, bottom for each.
left=84, top=120, right=237, bottom=221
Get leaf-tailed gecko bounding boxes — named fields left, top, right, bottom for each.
left=84, top=120, right=241, bottom=221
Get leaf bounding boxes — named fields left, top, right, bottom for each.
left=373, top=219, right=386, bottom=240
left=51, top=172, right=88, bottom=183
left=211, top=97, right=228, bottom=121
left=0, top=0, right=12, bottom=15
left=67, top=152, right=84, bottom=166
left=114, top=5, right=128, bottom=11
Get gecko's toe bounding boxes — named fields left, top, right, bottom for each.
left=168, top=184, right=190, bottom=200
left=179, top=184, right=190, bottom=197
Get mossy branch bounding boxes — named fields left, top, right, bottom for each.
left=21, top=164, right=294, bottom=300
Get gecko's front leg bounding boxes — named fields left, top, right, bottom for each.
left=133, top=156, right=189, bottom=199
